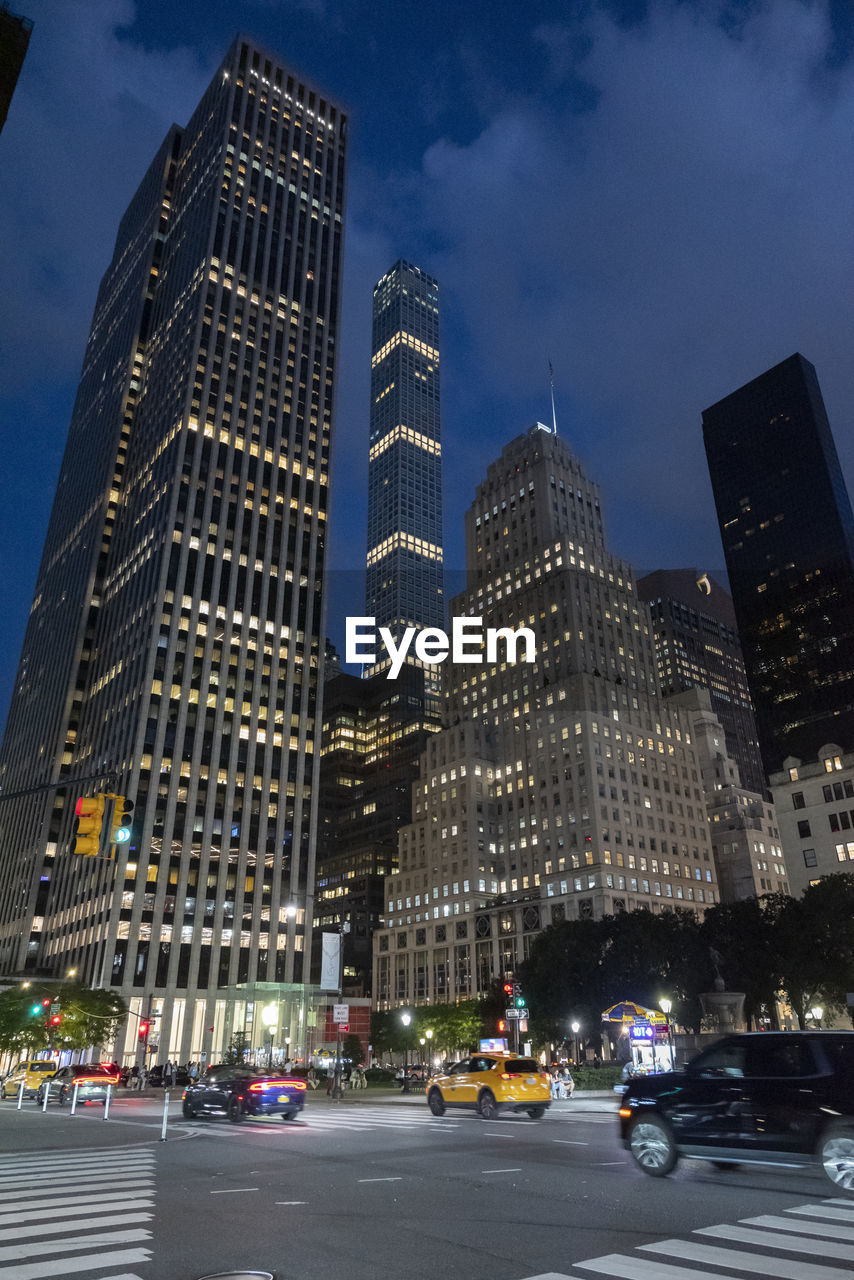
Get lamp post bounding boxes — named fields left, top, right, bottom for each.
left=425, top=1027, right=433, bottom=1072
left=260, top=1002, right=277, bottom=1070
left=660, top=997, right=673, bottom=1070
left=570, top=1019, right=580, bottom=1065
left=419, top=1037, right=426, bottom=1071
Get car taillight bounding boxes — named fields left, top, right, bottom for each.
left=78, top=1076, right=111, bottom=1085
left=499, top=1072, right=511, bottom=1080
left=618, top=1107, right=632, bottom=1118
left=291, top=1080, right=306, bottom=1090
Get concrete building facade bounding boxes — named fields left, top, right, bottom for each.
left=770, top=746, right=854, bottom=896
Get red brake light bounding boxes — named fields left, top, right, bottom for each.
left=499, top=1072, right=511, bottom=1080
left=249, top=1077, right=304, bottom=1092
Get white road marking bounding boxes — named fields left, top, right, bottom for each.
left=553, top=1140, right=589, bottom=1146
left=640, top=1237, right=854, bottom=1279
left=695, top=1223, right=854, bottom=1262
left=209, top=1187, right=258, bottom=1194
left=482, top=1168, right=522, bottom=1174
left=358, top=1177, right=402, bottom=1183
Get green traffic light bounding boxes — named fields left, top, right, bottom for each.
left=514, top=996, right=525, bottom=1007
left=30, top=1004, right=41, bottom=1016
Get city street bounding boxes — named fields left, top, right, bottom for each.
left=2, top=1090, right=852, bottom=1280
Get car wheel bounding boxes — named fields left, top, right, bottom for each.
left=227, top=1094, right=243, bottom=1123
left=58, top=1087, right=68, bottom=1107
left=428, top=1089, right=445, bottom=1117
left=281, top=1110, right=296, bottom=1120
left=478, top=1089, right=498, bottom=1121
left=182, top=1099, right=196, bottom=1119
left=628, top=1116, right=678, bottom=1177
left=710, top=1161, right=741, bottom=1171
left=820, top=1126, right=854, bottom=1194
left=527, top=1106, right=546, bottom=1119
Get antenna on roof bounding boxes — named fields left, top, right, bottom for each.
left=548, top=360, right=558, bottom=435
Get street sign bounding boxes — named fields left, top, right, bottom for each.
left=333, top=1003, right=349, bottom=1024
left=507, top=1006, right=529, bottom=1019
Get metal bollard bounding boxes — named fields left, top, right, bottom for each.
left=160, top=1088, right=170, bottom=1141
left=71, top=1080, right=79, bottom=1115
left=103, top=1083, right=112, bottom=1120
left=16, top=1082, right=24, bottom=1111
left=41, top=1081, right=50, bottom=1112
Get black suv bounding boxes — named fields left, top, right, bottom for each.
left=620, top=1031, right=854, bottom=1192
left=182, top=1063, right=306, bottom=1122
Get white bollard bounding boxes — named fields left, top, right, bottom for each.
left=103, top=1083, right=112, bottom=1120
left=41, top=1081, right=50, bottom=1112
left=160, top=1088, right=170, bottom=1141
left=16, top=1082, right=24, bottom=1111
left=71, top=1080, right=79, bottom=1115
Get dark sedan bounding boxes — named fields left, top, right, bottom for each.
left=620, top=1031, right=854, bottom=1192
left=182, top=1063, right=306, bottom=1122
left=37, top=1063, right=120, bottom=1106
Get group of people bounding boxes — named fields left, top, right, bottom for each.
left=550, top=1065, right=575, bottom=1099
left=125, top=1059, right=201, bottom=1089
left=322, top=1062, right=367, bottom=1094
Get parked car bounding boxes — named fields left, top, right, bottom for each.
left=37, top=1063, right=120, bottom=1106
left=147, top=1064, right=189, bottom=1087
left=620, top=1031, right=854, bottom=1192
left=0, top=1059, right=58, bottom=1100
left=425, top=1053, right=552, bottom=1120
left=182, top=1063, right=307, bottom=1122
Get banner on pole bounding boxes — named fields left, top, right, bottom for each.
left=320, top=931, right=341, bottom=990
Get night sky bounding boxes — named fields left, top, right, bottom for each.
left=1, top=0, right=853, bottom=728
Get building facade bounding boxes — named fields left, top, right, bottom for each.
left=365, top=260, right=444, bottom=654
left=638, top=569, right=766, bottom=796
left=702, top=353, right=854, bottom=771
left=0, top=37, right=347, bottom=1063
left=674, top=688, right=788, bottom=902
left=0, top=4, right=31, bottom=134
left=373, top=426, right=720, bottom=1009
left=770, top=746, right=854, bottom=897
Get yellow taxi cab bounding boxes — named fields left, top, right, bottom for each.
left=1, top=1059, right=58, bottom=1100
left=425, top=1052, right=551, bottom=1120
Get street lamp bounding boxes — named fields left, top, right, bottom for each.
left=425, top=1027, right=433, bottom=1070
left=260, top=1002, right=278, bottom=1070
left=810, top=1005, right=823, bottom=1028
left=570, top=1019, right=580, bottom=1065
left=400, top=1011, right=412, bottom=1092
left=660, top=997, right=674, bottom=1069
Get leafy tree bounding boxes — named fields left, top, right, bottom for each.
left=222, top=1031, right=249, bottom=1065
left=700, top=897, right=780, bottom=1027
left=766, top=876, right=854, bottom=1027
left=342, top=1032, right=364, bottom=1065
left=0, top=982, right=127, bottom=1058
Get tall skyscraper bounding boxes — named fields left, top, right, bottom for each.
left=373, top=426, right=720, bottom=1009
left=314, top=261, right=443, bottom=991
left=365, top=261, right=443, bottom=652
left=0, top=38, right=347, bottom=1063
left=638, top=569, right=766, bottom=796
left=0, top=4, right=31, bottom=134
left=703, top=353, right=854, bottom=771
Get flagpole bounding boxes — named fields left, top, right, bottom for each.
left=549, top=361, right=557, bottom=435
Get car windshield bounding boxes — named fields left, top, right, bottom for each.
left=74, top=1065, right=112, bottom=1077
left=29, top=1063, right=55, bottom=1073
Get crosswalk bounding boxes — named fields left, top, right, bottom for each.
left=185, top=1104, right=462, bottom=1135
left=520, top=1193, right=854, bottom=1279
left=0, top=1144, right=155, bottom=1278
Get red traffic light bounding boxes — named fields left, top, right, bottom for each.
left=502, top=982, right=513, bottom=997
left=138, top=1020, right=149, bottom=1039
left=497, top=1019, right=507, bottom=1033
left=50, top=1014, right=61, bottom=1026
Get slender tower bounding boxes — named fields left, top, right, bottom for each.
left=0, top=36, right=347, bottom=1063
left=365, top=261, right=444, bottom=652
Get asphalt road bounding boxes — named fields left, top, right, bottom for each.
left=2, top=1090, right=853, bottom=1280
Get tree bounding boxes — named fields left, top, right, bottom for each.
left=700, top=898, right=781, bottom=1028
left=0, top=982, right=128, bottom=1058
left=222, top=1031, right=249, bottom=1065
left=342, top=1032, right=364, bottom=1066
left=766, top=876, right=854, bottom=1027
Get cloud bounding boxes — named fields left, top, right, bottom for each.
left=378, top=0, right=854, bottom=566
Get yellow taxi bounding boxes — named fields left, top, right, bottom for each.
left=1, top=1059, right=58, bottom=1100
left=425, top=1052, right=551, bottom=1120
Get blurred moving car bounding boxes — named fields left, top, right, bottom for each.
left=425, top=1053, right=551, bottom=1120
left=620, top=1031, right=854, bottom=1192
left=0, top=1059, right=58, bottom=1100
left=147, top=1064, right=189, bottom=1087
left=37, top=1063, right=120, bottom=1106
left=182, top=1063, right=307, bottom=1122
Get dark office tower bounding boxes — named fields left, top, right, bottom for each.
left=0, top=38, right=347, bottom=1065
left=0, top=4, right=32, bottom=134
left=365, top=261, right=444, bottom=651
left=638, top=569, right=766, bottom=796
left=703, top=354, right=854, bottom=772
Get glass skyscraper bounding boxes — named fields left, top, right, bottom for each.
left=365, top=260, right=444, bottom=649
left=703, top=353, right=854, bottom=772
left=0, top=37, right=347, bottom=1063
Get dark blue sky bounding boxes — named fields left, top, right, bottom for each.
left=1, top=0, right=853, bottom=724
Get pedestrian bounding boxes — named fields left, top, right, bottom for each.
left=561, top=1067, right=575, bottom=1099
left=163, top=1060, right=173, bottom=1087
left=138, top=1065, right=148, bottom=1090
left=307, top=1064, right=318, bottom=1090
left=188, top=1060, right=198, bottom=1081
left=130, top=1064, right=139, bottom=1085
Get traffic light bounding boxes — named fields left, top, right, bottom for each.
left=513, top=983, right=526, bottom=1010
left=138, top=1019, right=150, bottom=1042
left=497, top=1019, right=507, bottom=1034
left=502, top=981, right=514, bottom=1000
left=50, top=1013, right=62, bottom=1026
left=71, top=794, right=106, bottom=856
left=110, top=795, right=134, bottom=846
left=30, top=1003, right=41, bottom=1016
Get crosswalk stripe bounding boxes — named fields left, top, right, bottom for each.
left=0, top=1158, right=154, bottom=1179
left=0, top=1227, right=150, bottom=1263
left=0, top=1197, right=153, bottom=1225
left=785, top=1204, right=854, bottom=1223
left=0, top=1247, right=151, bottom=1279
left=0, top=1213, right=152, bottom=1244
left=695, top=1223, right=854, bottom=1262
left=0, top=1178, right=152, bottom=1201
left=574, top=1254, right=725, bottom=1278
left=641, top=1237, right=854, bottom=1279
left=742, top=1212, right=854, bottom=1242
